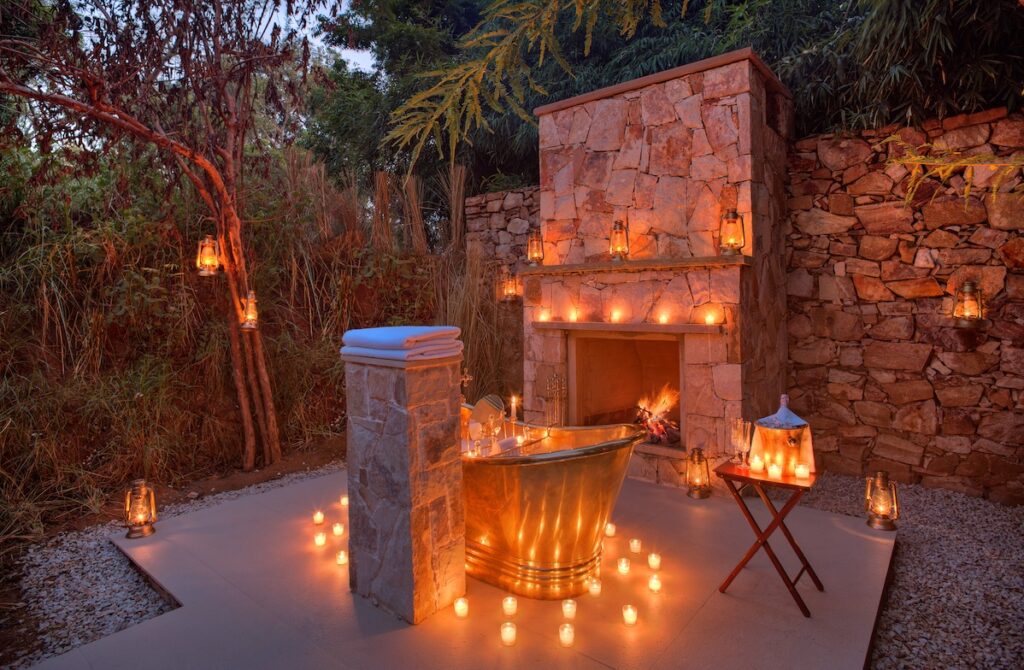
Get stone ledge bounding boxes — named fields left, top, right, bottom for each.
left=518, top=255, right=752, bottom=277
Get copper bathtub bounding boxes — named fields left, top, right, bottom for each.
left=461, top=408, right=644, bottom=599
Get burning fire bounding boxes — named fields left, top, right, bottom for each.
left=636, top=385, right=681, bottom=444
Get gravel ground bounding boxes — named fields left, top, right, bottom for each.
left=4, top=465, right=1022, bottom=669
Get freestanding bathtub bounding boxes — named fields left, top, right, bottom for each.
left=461, top=407, right=644, bottom=599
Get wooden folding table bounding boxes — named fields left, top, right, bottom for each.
left=714, top=462, right=824, bottom=617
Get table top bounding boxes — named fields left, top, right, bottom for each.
left=714, top=462, right=817, bottom=491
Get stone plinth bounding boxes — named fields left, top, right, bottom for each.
left=342, top=352, right=465, bottom=623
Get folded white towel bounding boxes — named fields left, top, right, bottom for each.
left=342, top=325, right=461, bottom=350
left=341, top=341, right=463, bottom=362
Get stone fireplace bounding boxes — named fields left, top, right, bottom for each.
left=520, top=49, right=793, bottom=483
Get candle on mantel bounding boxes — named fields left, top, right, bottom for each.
left=750, top=455, right=765, bottom=473
left=611, top=309, right=622, bottom=323
left=629, top=538, right=642, bottom=554
left=539, top=308, right=551, bottom=322
left=559, top=623, right=575, bottom=648
left=314, top=532, right=327, bottom=547
left=768, top=462, right=783, bottom=479
left=648, top=574, right=662, bottom=593
left=658, top=312, right=669, bottom=325
left=704, top=311, right=716, bottom=325
left=332, top=522, right=344, bottom=537
left=561, top=599, right=577, bottom=619
left=336, top=550, right=348, bottom=565
left=313, top=510, right=325, bottom=525
left=588, top=578, right=602, bottom=596
left=605, top=522, right=616, bottom=537
left=617, top=558, right=630, bottom=575
left=454, top=597, right=469, bottom=618
left=502, top=596, right=518, bottom=617
left=622, top=605, right=638, bottom=626
left=795, top=463, right=810, bottom=480
left=340, top=494, right=349, bottom=507
left=569, top=307, right=579, bottom=322
left=648, top=552, right=662, bottom=570
left=501, top=622, right=517, bottom=646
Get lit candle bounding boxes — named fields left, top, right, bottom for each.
left=605, top=522, right=616, bottom=537
left=561, top=598, right=577, bottom=619
left=795, top=463, right=810, bottom=480
left=648, top=574, right=662, bottom=593
left=314, top=532, right=327, bottom=547
left=502, top=596, right=518, bottom=617
left=658, top=312, right=669, bottom=325
left=336, top=550, right=348, bottom=565
left=611, top=309, right=622, bottom=323
left=750, top=455, right=765, bottom=473
left=588, top=578, right=602, bottom=596
left=340, top=494, right=349, bottom=507
left=313, top=510, right=325, bottom=525
left=539, top=308, right=550, bottom=322
left=648, top=552, right=661, bottom=570
left=510, top=395, right=517, bottom=439
left=617, top=558, right=630, bottom=575
left=569, top=308, right=579, bottom=322
left=454, top=597, right=469, bottom=618
left=332, top=522, right=344, bottom=536
left=500, top=622, right=517, bottom=646
left=704, top=311, right=716, bottom=325
left=629, top=538, right=642, bottom=554
left=768, top=462, right=782, bottom=479
left=622, top=605, right=638, bottom=626
left=559, top=623, right=575, bottom=648
left=516, top=435, right=525, bottom=446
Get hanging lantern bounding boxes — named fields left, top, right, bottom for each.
left=240, top=290, right=259, bottom=330
left=719, top=208, right=744, bottom=256
left=195, top=234, right=221, bottom=276
left=609, top=220, right=629, bottom=261
left=527, top=229, right=544, bottom=266
left=864, top=471, right=899, bottom=531
left=686, top=447, right=711, bottom=499
left=953, top=280, right=985, bottom=329
left=497, top=264, right=520, bottom=302
left=124, top=479, right=157, bottom=538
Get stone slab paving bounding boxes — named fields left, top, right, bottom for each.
left=33, top=472, right=894, bottom=670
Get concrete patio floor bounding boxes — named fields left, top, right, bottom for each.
left=35, top=471, right=895, bottom=670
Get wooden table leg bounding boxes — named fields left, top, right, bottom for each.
left=754, top=486, right=824, bottom=592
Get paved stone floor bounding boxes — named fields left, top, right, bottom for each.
left=34, top=472, right=894, bottom=670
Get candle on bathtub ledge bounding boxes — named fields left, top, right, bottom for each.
left=454, top=597, right=469, bottom=618
left=502, top=596, right=518, bottom=617
left=648, top=552, right=662, bottom=570
left=768, top=462, right=782, bottom=479
left=795, top=463, right=810, bottom=480
left=648, top=574, right=662, bottom=594
left=588, top=578, right=602, bottom=596
left=622, top=605, right=638, bottom=626
left=617, top=558, right=630, bottom=575
left=559, top=623, right=575, bottom=647
left=605, top=522, right=616, bottom=537
left=750, top=455, right=765, bottom=474
left=561, top=599, right=577, bottom=619
left=629, top=538, right=642, bottom=554
left=313, top=510, right=325, bottom=525
left=501, top=622, right=517, bottom=646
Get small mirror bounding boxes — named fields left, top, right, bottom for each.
left=470, top=394, right=505, bottom=428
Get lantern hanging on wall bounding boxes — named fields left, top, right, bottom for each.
left=527, top=230, right=545, bottom=266
left=498, top=264, right=520, bottom=302
left=719, top=208, right=745, bottom=256
left=195, top=234, right=221, bottom=276
left=952, top=280, right=985, bottom=329
left=864, top=471, right=899, bottom=531
left=240, top=290, right=259, bottom=330
left=609, top=219, right=629, bottom=261
left=686, top=447, right=711, bottom=499
left=124, top=479, right=158, bottom=538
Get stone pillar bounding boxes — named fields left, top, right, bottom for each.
left=342, top=350, right=465, bottom=624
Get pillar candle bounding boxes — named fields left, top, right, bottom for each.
left=648, top=552, right=662, bottom=570
left=500, top=622, right=516, bottom=646
left=622, top=605, right=638, bottom=626
left=559, top=623, right=574, bottom=647
left=502, top=596, right=517, bottom=617
left=454, top=597, right=468, bottom=618
left=561, top=599, right=577, bottom=619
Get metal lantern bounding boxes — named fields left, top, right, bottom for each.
left=195, top=234, right=221, bottom=276
left=498, top=264, right=520, bottom=302
left=953, top=280, right=985, bottom=329
left=527, top=229, right=545, bottom=266
left=719, top=208, right=744, bottom=256
left=609, top=220, right=629, bottom=261
left=124, top=479, right=157, bottom=538
left=686, top=447, right=711, bottom=499
left=240, top=290, right=259, bottom=330
left=864, top=471, right=899, bottom=531
left=754, top=394, right=807, bottom=477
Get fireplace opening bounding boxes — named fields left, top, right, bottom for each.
left=571, top=336, right=682, bottom=445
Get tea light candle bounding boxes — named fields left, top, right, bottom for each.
left=538, top=308, right=551, bottom=322
left=605, top=522, right=616, bottom=537
left=559, top=623, right=575, bottom=647
left=332, top=522, right=344, bottom=536
left=561, top=599, right=577, bottom=619
left=648, top=574, right=662, bottom=593
left=750, top=455, right=765, bottom=473
left=588, top=578, right=602, bottom=596
left=704, top=311, right=716, bottom=325
left=454, top=597, right=469, bottom=618
left=648, top=552, right=661, bottom=570
left=658, top=312, right=669, bottom=325
left=313, top=510, right=325, bottom=525
left=617, top=558, right=630, bottom=575
left=795, top=463, right=810, bottom=479
left=768, top=462, right=782, bottom=479
left=500, top=622, right=517, bottom=646
left=629, top=538, right=642, bottom=553
left=340, top=494, right=349, bottom=507
left=502, top=596, right=517, bottom=617
left=314, top=532, right=327, bottom=547
left=336, top=550, right=348, bottom=565
left=611, top=309, right=622, bottom=323
left=569, top=308, right=579, bottom=322
left=516, top=435, right=525, bottom=446
left=622, top=605, right=638, bottom=626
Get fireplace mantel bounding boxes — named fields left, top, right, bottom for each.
left=534, top=321, right=722, bottom=336
left=519, top=256, right=751, bottom=277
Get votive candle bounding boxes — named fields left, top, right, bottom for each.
left=795, top=463, right=810, bottom=479
left=658, top=312, right=669, bottom=325
left=561, top=599, right=577, bottom=619
left=617, top=558, right=630, bottom=575
left=605, top=522, right=616, bottom=537
left=768, top=462, right=782, bottom=479
left=704, top=311, right=716, bottom=325
left=340, top=494, right=349, bottom=507
left=313, top=510, right=325, bottom=525
left=622, top=605, right=638, bottom=626
left=332, top=522, right=344, bottom=536
left=648, top=574, right=662, bottom=593
left=750, top=455, right=765, bottom=473
left=629, top=538, right=642, bottom=553
left=454, top=597, right=469, bottom=618
left=588, top=578, right=602, bottom=596
left=569, top=308, right=579, bottom=322
left=501, top=622, right=517, bottom=646
left=336, top=550, right=348, bottom=565
left=502, top=596, right=518, bottom=617
left=314, top=532, right=327, bottom=547
left=559, top=623, right=575, bottom=648
left=611, top=309, right=622, bottom=323
left=648, top=552, right=662, bottom=570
